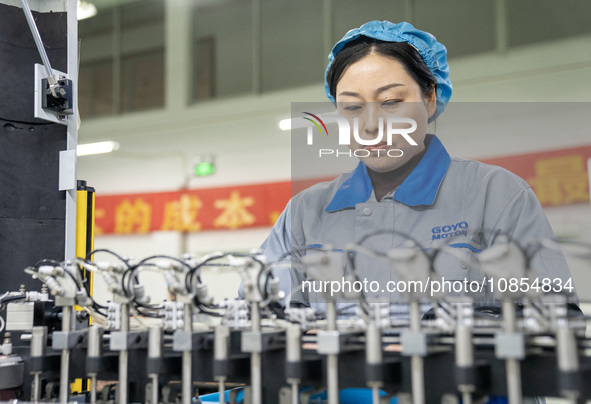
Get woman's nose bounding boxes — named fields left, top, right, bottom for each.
left=362, top=104, right=383, bottom=136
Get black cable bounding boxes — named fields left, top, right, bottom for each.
left=34, top=258, right=62, bottom=267
left=93, top=301, right=107, bottom=310
left=63, top=267, right=84, bottom=291
left=120, top=265, right=136, bottom=298
left=0, top=295, right=26, bottom=303
left=187, top=253, right=230, bottom=292
left=31, top=260, right=85, bottom=293
left=195, top=303, right=223, bottom=317
left=346, top=229, right=430, bottom=315
left=92, top=302, right=107, bottom=317
left=134, top=298, right=164, bottom=311
left=129, top=254, right=196, bottom=297
left=86, top=248, right=130, bottom=264
left=136, top=255, right=193, bottom=271
left=0, top=116, right=54, bottom=125
left=134, top=307, right=163, bottom=319
left=252, top=256, right=272, bottom=300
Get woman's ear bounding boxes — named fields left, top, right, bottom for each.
left=426, top=87, right=437, bottom=119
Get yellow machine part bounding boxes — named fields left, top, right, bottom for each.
left=72, top=187, right=95, bottom=394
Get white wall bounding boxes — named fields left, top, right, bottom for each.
left=79, top=33, right=591, bottom=304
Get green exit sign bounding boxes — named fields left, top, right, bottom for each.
left=194, top=161, right=215, bottom=176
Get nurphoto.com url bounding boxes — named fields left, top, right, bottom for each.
left=301, top=277, right=574, bottom=298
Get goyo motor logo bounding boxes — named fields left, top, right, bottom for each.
left=298, top=112, right=417, bottom=157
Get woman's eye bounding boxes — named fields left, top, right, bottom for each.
left=342, top=104, right=363, bottom=113
left=344, top=105, right=362, bottom=111
left=382, top=100, right=401, bottom=108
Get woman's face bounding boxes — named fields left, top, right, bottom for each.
left=335, top=53, right=436, bottom=173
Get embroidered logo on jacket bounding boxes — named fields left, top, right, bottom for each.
left=431, top=221, right=469, bottom=240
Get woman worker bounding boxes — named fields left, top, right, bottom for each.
left=255, top=20, right=575, bottom=312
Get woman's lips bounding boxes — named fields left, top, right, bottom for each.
left=365, top=142, right=389, bottom=152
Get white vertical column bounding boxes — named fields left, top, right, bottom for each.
left=65, top=0, right=78, bottom=261
left=323, top=0, right=332, bottom=59
left=252, top=0, right=262, bottom=94
left=495, top=0, right=509, bottom=53
left=405, top=0, right=414, bottom=25
left=165, top=0, right=192, bottom=111
left=112, top=7, right=121, bottom=114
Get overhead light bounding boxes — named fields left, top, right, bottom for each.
left=77, top=141, right=119, bottom=156
left=77, top=0, right=97, bottom=20
left=279, top=118, right=291, bottom=131
left=279, top=117, right=311, bottom=131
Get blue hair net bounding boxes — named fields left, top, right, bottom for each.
left=325, top=20, right=452, bottom=119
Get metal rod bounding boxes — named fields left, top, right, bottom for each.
left=327, top=354, right=339, bottom=404
left=251, top=352, right=262, bottom=404
left=372, top=387, right=380, bottom=404
left=557, top=323, right=580, bottom=400
left=88, top=326, right=104, bottom=404
left=214, top=326, right=229, bottom=404
left=118, top=303, right=130, bottom=404
left=502, top=299, right=521, bottom=404
left=18, top=0, right=53, bottom=78
left=367, top=324, right=383, bottom=404
left=251, top=303, right=262, bottom=404
left=291, top=381, right=299, bottom=404
left=150, top=375, right=159, bottom=404
left=59, top=305, right=72, bottom=404
left=218, top=376, right=226, bottom=404
left=409, top=300, right=425, bottom=404
left=326, top=301, right=337, bottom=332
left=456, top=309, right=474, bottom=404
left=148, top=326, right=164, bottom=404
left=506, top=359, right=522, bottom=404
left=30, top=326, right=47, bottom=402
left=33, top=374, right=41, bottom=402
left=325, top=300, right=339, bottom=404
left=411, top=356, right=425, bottom=404
left=287, top=325, right=302, bottom=404
left=183, top=304, right=193, bottom=404
left=462, top=392, right=472, bottom=404
left=409, top=300, right=421, bottom=333
left=91, top=375, right=98, bottom=404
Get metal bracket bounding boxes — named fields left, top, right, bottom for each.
left=317, top=330, right=362, bottom=355
left=110, top=331, right=149, bottom=351
left=401, top=331, right=429, bottom=356
left=34, top=64, right=72, bottom=125
left=241, top=330, right=284, bottom=353
left=172, top=330, right=212, bottom=352
left=52, top=330, right=87, bottom=350
left=495, top=332, right=525, bottom=359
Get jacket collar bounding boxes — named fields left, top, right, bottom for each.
left=325, top=135, right=450, bottom=211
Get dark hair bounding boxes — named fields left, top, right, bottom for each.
left=327, top=37, right=437, bottom=101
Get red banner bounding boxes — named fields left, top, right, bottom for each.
left=95, top=145, right=591, bottom=235
left=480, top=145, right=591, bottom=207
left=95, top=182, right=292, bottom=235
